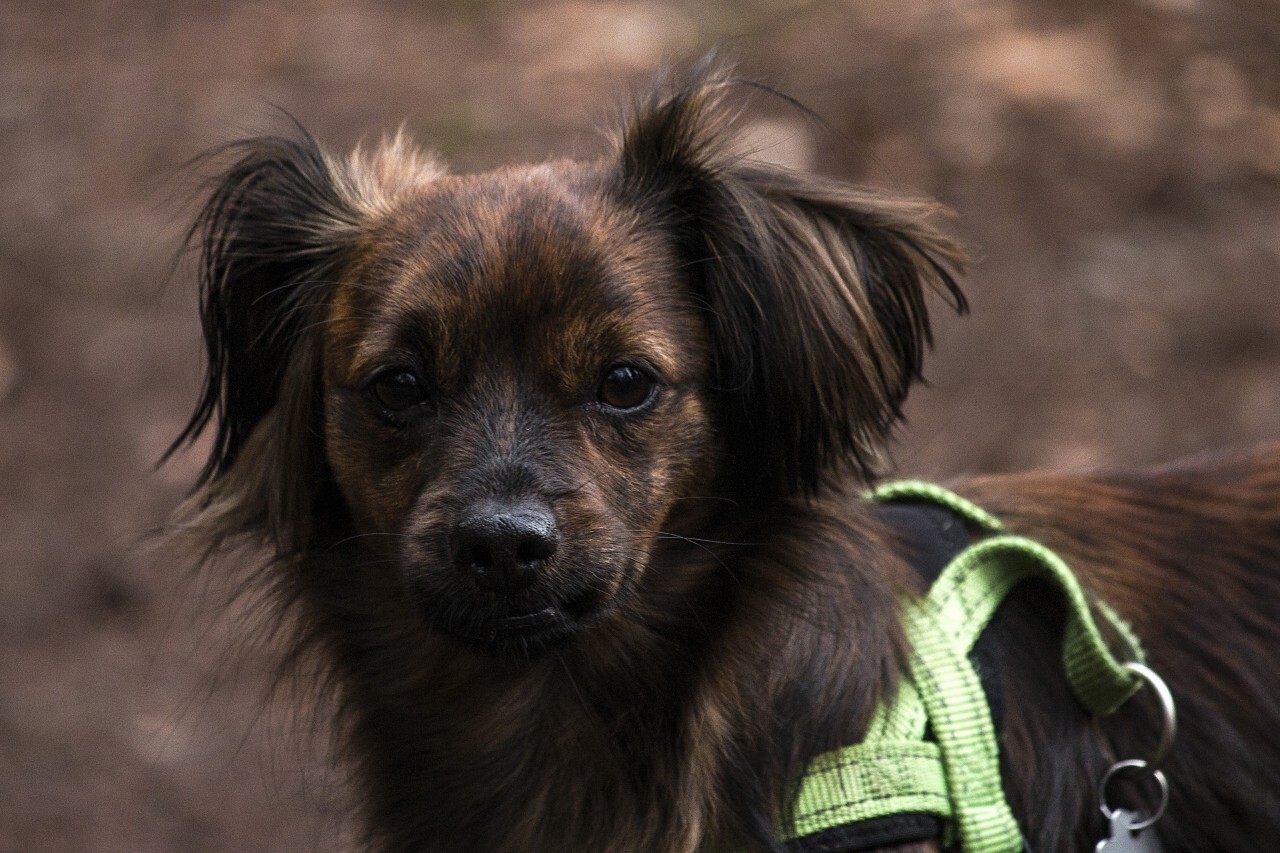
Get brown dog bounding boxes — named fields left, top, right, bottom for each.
left=170, top=65, right=1280, bottom=852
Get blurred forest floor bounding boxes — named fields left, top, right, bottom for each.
left=1, top=0, right=1278, bottom=849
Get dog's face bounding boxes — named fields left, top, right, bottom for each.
left=321, top=168, right=719, bottom=652
left=174, top=73, right=966, bottom=658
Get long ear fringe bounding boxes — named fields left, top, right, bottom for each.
left=614, top=62, right=968, bottom=498
left=166, top=125, right=442, bottom=493
left=165, top=129, right=360, bottom=489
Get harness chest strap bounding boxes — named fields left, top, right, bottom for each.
left=782, top=481, right=1148, bottom=853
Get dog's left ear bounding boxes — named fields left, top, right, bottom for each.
left=612, top=71, right=968, bottom=499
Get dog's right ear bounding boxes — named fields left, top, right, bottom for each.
left=168, top=129, right=439, bottom=550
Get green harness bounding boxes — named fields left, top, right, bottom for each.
left=782, top=481, right=1151, bottom=852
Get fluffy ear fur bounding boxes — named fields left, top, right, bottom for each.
left=168, top=128, right=440, bottom=549
left=612, top=66, right=968, bottom=499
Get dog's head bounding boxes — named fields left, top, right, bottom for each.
left=173, top=67, right=965, bottom=657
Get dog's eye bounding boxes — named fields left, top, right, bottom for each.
left=369, top=369, right=429, bottom=414
left=598, top=365, right=657, bottom=412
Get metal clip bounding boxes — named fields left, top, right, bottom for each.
left=1094, top=662, right=1177, bottom=850
left=1098, top=759, right=1169, bottom=833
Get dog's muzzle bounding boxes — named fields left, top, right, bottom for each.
left=421, top=497, right=591, bottom=655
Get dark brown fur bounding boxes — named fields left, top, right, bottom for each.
left=170, top=66, right=1280, bottom=852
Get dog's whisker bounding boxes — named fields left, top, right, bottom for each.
left=621, top=529, right=741, bottom=581
left=667, top=494, right=742, bottom=507
left=625, top=529, right=754, bottom=548
left=287, top=311, right=384, bottom=339
left=555, top=470, right=609, bottom=497
left=324, top=531, right=412, bottom=551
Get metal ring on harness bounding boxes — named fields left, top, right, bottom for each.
left=1098, top=759, right=1170, bottom=832
left=1120, top=662, right=1177, bottom=772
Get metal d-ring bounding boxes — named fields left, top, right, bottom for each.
left=1099, top=758, right=1169, bottom=832
left=1122, top=661, right=1177, bottom=771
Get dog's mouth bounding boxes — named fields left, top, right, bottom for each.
left=446, top=605, right=574, bottom=652
left=429, top=586, right=603, bottom=656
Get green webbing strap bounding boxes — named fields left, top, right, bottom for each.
left=926, top=535, right=1145, bottom=716
left=784, top=481, right=1147, bottom=852
left=789, top=741, right=950, bottom=836
left=871, top=480, right=1005, bottom=534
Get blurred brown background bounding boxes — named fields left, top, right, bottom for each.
left=1, top=0, right=1277, bottom=850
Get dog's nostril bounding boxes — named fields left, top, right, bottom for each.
left=515, top=536, right=556, bottom=564
left=449, top=500, right=559, bottom=593
left=453, top=540, right=495, bottom=571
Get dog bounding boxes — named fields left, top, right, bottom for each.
left=169, top=64, right=1280, bottom=852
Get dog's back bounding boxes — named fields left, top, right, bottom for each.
left=957, top=442, right=1280, bottom=850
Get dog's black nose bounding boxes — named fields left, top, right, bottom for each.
left=449, top=500, right=559, bottom=593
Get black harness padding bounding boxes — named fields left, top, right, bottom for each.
left=874, top=501, right=971, bottom=583
left=783, top=813, right=943, bottom=853
left=783, top=501, right=1007, bottom=853
left=874, top=501, right=1007, bottom=733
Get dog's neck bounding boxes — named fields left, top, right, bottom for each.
left=313, top=497, right=909, bottom=853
